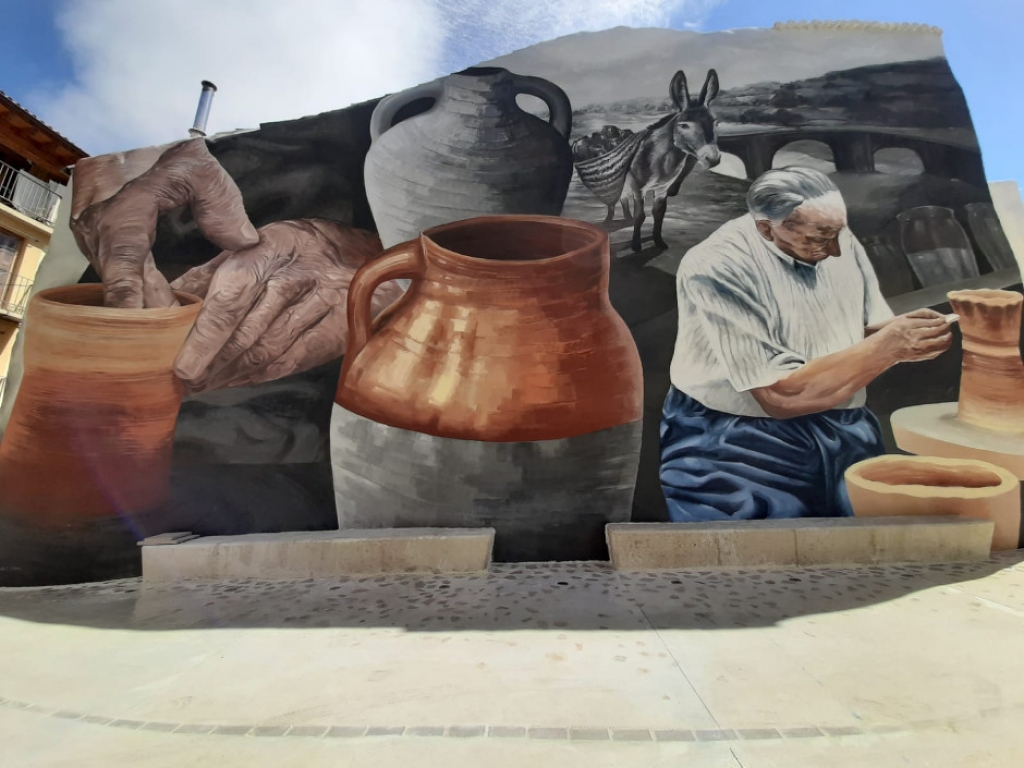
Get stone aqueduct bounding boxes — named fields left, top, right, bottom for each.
left=716, top=126, right=987, bottom=187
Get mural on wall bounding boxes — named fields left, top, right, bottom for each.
left=0, top=22, right=1020, bottom=585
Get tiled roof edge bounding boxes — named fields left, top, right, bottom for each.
left=0, top=90, right=88, bottom=159
left=773, top=20, right=942, bottom=35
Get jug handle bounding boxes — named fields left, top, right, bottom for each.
left=369, top=81, right=445, bottom=142
left=344, top=238, right=424, bottom=368
left=511, top=75, right=572, bottom=138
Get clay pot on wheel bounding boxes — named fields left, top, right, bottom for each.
left=845, top=455, right=1020, bottom=550
left=364, top=67, right=574, bottom=248
left=0, top=284, right=202, bottom=526
left=330, top=215, right=644, bottom=562
left=947, top=289, right=1024, bottom=434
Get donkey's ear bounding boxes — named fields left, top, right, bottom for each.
left=670, top=70, right=690, bottom=111
left=700, top=69, right=720, bottom=106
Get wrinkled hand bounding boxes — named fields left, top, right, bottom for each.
left=69, top=138, right=259, bottom=308
left=877, top=308, right=953, bottom=364
left=171, top=219, right=403, bottom=393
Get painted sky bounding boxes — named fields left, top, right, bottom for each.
left=0, top=0, right=1021, bottom=185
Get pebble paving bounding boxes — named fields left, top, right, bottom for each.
left=2, top=554, right=1022, bottom=742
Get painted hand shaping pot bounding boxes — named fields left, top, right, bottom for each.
left=947, top=289, right=1024, bottom=434
left=364, top=67, right=574, bottom=248
left=330, top=216, right=644, bottom=561
left=0, top=285, right=201, bottom=526
left=846, top=455, right=1020, bottom=550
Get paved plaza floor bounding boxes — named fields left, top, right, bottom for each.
left=3, top=552, right=1024, bottom=766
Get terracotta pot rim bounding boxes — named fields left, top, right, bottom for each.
left=32, top=284, right=203, bottom=321
left=846, top=455, right=1018, bottom=498
left=947, top=288, right=1022, bottom=308
left=419, top=215, right=605, bottom=269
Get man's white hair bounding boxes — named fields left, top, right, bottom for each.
left=747, top=167, right=847, bottom=224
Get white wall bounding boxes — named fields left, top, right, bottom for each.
left=989, top=180, right=1024, bottom=278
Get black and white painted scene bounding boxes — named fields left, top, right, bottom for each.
left=489, top=25, right=1022, bottom=520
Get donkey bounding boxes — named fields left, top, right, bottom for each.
left=625, top=69, right=721, bottom=252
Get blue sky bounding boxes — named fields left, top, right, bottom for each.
left=1, top=0, right=1022, bottom=185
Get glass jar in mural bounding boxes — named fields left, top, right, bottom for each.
left=363, top=67, right=574, bottom=248
left=0, top=285, right=201, bottom=527
left=964, top=202, right=1018, bottom=271
left=897, top=206, right=980, bottom=287
left=330, top=216, right=644, bottom=562
left=859, top=235, right=915, bottom=297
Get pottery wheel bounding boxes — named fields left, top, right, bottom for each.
left=891, top=402, right=1024, bottom=479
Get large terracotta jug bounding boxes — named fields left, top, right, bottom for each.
left=0, top=284, right=201, bottom=526
left=337, top=216, right=641, bottom=440
left=947, top=289, right=1024, bottom=434
left=330, top=216, right=644, bottom=562
left=364, top=67, right=574, bottom=248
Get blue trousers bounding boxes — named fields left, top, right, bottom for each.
left=659, top=387, right=885, bottom=522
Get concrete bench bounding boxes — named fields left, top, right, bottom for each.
left=606, top=517, right=994, bottom=570
left=142, top=528, right=495, bottom=582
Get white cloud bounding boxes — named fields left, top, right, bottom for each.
left=435, top=0, right=721, bottom=72
left=33, top=0, right=718, bottom=154
left=35, top=0, right=445, bottom=154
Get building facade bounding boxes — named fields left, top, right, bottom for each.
left=0, top=91, right=87, bottom=403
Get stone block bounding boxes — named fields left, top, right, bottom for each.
left=794, top=517, right=993, bottom=565
left=605, top=524, right=718, bottom=569
left=717, top=526, right=799, bottom=567
left=607, top=517, right=993, bottom=570
left=794, top=520, right=878, bottom=566
left=142, top=528, right=494, bottom=582
left=607, top=521, right=798, bottom=570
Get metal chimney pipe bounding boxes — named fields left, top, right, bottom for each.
left=188, top=80, right=218, bottom=138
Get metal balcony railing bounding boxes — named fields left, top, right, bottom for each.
left=0, top=159, right=61, bottom=226
left=0, top=271, right=33, bottom=320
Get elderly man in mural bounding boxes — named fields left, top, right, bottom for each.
left=660, top=167, right=955, bottom=521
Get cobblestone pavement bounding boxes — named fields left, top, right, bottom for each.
left=2, top=554, right=1024, bottom=766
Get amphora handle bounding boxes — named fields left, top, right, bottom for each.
left=369, top=81, right=444, bottom=142
left=343, top=239, right=424, bottom=374
left=511, top=75, right=572, bottom=138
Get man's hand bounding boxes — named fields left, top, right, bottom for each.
left=170, top=219, right=403, bottom=394
left=753, top=307, right=954, bottom=419
left=69, top=138, right=259, bottom=309
left=874, top=308, right=954, bottom=364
